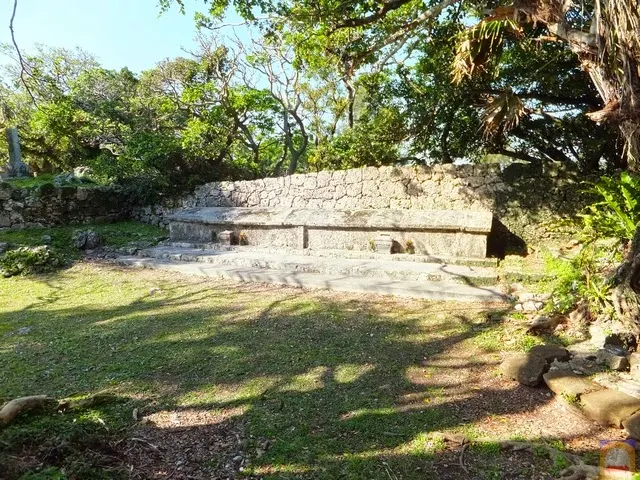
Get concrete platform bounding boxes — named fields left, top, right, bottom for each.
left=137, top=246, right=499, bottom=285
left=115, top=256, right=507, bottom=302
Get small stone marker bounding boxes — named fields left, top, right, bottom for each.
left=597, top=348, right=629, bottom=371
left=631, top=353, right=640, bottom=380
left=373, top=233, right=393, bottom=254
left=218, top=230, right=234, bottom=245
left=4, top=127, right=29, bottom=178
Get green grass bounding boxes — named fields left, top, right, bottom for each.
left=0, top=221, right=167, bottom=261
left=0, top=264, right=514, bottom=479
left=5, top=173, right=102, bottom=189
left=0, top=263, right=593, bottom=479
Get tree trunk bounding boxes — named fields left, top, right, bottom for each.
left=612, top=227, right=640, bottom=334
left=621, top=121, right=640, bottom=171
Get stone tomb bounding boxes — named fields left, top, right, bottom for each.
left=168, top=207, right=493, bottom=258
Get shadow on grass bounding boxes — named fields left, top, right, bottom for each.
left=0, top=266, right=603, bottom=479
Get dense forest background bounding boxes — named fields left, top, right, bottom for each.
left=0, top=0, right=636, bottom=192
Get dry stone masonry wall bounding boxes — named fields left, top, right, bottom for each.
left=135, top=163, right=591, bottom=251
left=0, top=182, right=127, bottom=229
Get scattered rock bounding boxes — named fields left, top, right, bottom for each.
left=528, top=345, right=571, bottom=363
left=580, top=389, right=640, bottom=426
left=73, top=230, right=102, bottom=250
left=548, top=359, right=572, bottom=372
left=597, top=347, right=630, bottom=371
left=500, top=353, right=547, bottom=387
left=569, top=355, right=599, bottom=375
left=41, top=235, right=52, bottom=245
left=0, top=242, right=7, bottom=254
left=527, top=315, right=566, bottom=335
left=17, top=326, right=32, bottom=335
left=543, top=370, right=602, bottom=398
left=569, top=304, right=591, bottom=325
left=53, top=167, right=94, bottom=187
left=605, top=333, right=638, bottom=351
left=522, top=300, right=541, bottom=312
left=623, top=412, right=640, bottom=440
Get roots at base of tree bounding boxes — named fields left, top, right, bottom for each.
left=0, top=393, right=117, bottom=427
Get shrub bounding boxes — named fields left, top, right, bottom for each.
left=0, top=246, right=66, bottom=277
left=541, top=243, right=619, bottom=315
left=580, top=172, right=640, bottom=242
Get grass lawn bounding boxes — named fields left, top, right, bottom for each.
left=0, top=221, right=167, bottom=258
left=4, top=174, right=104, bottom=189
left=0, top=261, right=610, bottom=479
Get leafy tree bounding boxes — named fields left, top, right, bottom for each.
left=163, top=0, right=638, bottom=170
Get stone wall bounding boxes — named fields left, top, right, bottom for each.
left=0, top=182, right=128, bottom=229
left=134, top=163, right=592, bottom=254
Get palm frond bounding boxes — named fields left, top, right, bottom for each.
left=452, top=9, right=523, bottom=84
left=481, top=90, right=526, bottom=137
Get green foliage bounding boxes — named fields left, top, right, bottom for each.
left=309, top=106, right=406, bottom=170
left=19, top=468, right=67, bottom=480
left=580, top=172, right=640, bottom=242
left=0, top=246, right=67, bottom=277
left=541, top=243, right=620, bottom=314
left=0, top=222, right=166, bottom=267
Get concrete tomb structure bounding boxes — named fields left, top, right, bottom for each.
left=120, top=194, right=504, bottom=301
left=167, top=207, right=493, bottom=258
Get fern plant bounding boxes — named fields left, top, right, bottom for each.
left=579, top=172, right=640, bottom=242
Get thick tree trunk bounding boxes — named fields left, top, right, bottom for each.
left=612, top=227, right=640, bottom=334
left=621, top=121, right=640, bottom=171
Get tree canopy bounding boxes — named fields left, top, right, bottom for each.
left=1, top=0, right=637, bottom=189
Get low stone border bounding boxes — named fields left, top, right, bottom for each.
left=501, top=345, right=640, bottom=439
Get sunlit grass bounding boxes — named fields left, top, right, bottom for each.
left=0, top=263, right=529, bottom=479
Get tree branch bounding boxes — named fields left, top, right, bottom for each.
left=349, top=0, right=461, bottom=67
left=333, top=0, right=414, bottom=29
left=9, top=0, right=36, bottom=104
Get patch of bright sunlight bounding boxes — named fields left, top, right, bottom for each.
left=333, top=363, right=375, bottom=384
left=279, top=366, right=328, bottom=393
left=178, top=375, right=281, bottom=406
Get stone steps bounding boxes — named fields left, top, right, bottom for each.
left=165, top=242, right=499, bottom=267
left=137, top=246, right=499, bottom=285
left=115, top=255, right=507, bottom=302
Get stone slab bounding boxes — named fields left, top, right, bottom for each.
left=305, top=228, right=487, bottom=258
left=137, top=246, right=498, bottom=284
left=163, top=243, right=500, bottom=267
left=168, top=207, right=493, bottom=233
left=580, top=388, right=640, bottom=427
left=543, top=370, right=602, bottom=398
left=115, top=256, right=506, bottom=302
